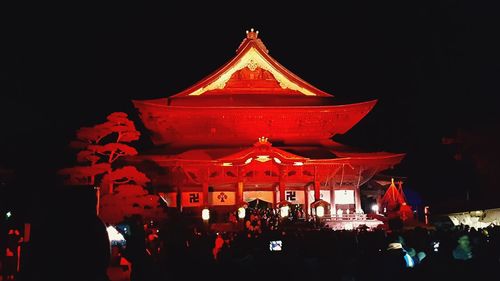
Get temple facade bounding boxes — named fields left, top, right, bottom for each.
left=131, top=29, right=404, bottom=220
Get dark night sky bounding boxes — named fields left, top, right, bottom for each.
left=2, top=2, right=500, bottom=212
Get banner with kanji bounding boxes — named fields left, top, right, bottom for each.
left=181, top=192, right=203, bottom=207
left=209, top=191, right=235, bottom=206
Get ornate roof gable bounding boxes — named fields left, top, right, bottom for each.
left=171, top=29, right=332, bottom=97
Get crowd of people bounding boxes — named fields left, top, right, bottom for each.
left=3, top=206, right=500, bottom=281
left=101, top=209, right=500, bottom=281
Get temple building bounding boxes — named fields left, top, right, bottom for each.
left=131, top=29, right=405, bottom=221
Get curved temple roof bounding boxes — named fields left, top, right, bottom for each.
left=132, top=29, right=400, bottom=168
left=169, top=28, right=332, bottom=98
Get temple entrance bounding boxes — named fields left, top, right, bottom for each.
left=243, top=190, right=274, bottom=204
left=247, top=198, right=272, bottom=209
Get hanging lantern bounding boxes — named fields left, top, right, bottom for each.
left=237, top=207, right=246, bottom=219
left=280, top=205, right=289, bottom=218
left=202, top=208, right=210, bottom=221
left=316, top=205, right=325, bottom=218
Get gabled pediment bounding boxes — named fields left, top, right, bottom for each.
left=171, top=30, right=332, bottom=98
left=217, top=138, right=308, bottom=166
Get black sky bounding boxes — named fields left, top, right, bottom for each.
left=2, top=2, right=500, bottom=208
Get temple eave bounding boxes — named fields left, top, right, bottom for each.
left=131, top=152, right=404, bottom=169
left=133, top=100, right=378, bottom=147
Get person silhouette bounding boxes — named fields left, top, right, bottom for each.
left=30, top=186, right=111, bottom=281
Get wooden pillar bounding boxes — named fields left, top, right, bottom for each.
left=177, top=186, right=183, bottom=212
left=279, top=167, right=287, bottom=203
left=355, top=167, right=363, bottom=213
left=202, top=182, right=209, bottom=206
left=304, top=184, right=309, bottom=219
left=313, top=166, right=320, bottom=201
left=273, top=185, right=277, bottom=207
left=237, top=181, right=244, bottom=204
left=354, top=188, right=363, bottom=214
left=95, top=186, right=100, bottom=216
left=314, top=180, right=320, bottom=201
left=279, top=181, right=286, bottom=203
left=330, top=186, right=336, bottom=215
left=202, top=167, right=209, bottom=206
left=336, top=164, right=346, bottom=218
left=236, top=167, right=243, bottom=204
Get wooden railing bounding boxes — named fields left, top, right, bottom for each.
left=325, top=213, right=370, bottom=221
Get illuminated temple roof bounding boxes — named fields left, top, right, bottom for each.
left=133, top=30, right=381, bottom=147
left=132, top=29, right=404, bottom=175
left=170, top=28, right=332, bottom=98
left=129, top=138, right=405, bottom=188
